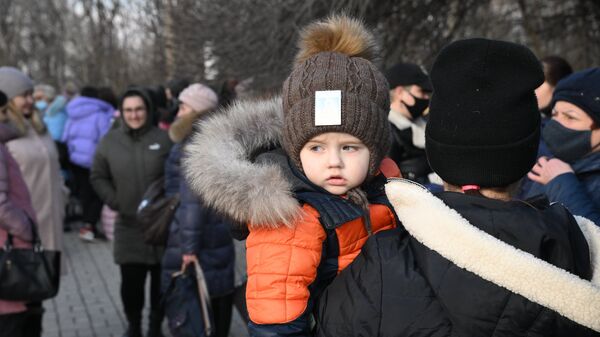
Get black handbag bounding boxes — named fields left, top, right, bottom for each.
left=137, top=176, right=180, bottom=246
left=0, top=221, right=61, bottom=302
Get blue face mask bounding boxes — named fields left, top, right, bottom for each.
left=542, top=119, right=592, bottom=164
left=35, top=100, right=48, bottom=112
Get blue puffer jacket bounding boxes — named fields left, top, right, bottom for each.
left=164, top=142, right=182, bottom=197
left=62, top=96, right=113, bottom=168
left=161, top=142, right=235, bottom=298
left=522, top=151, right=600, bottom=226
left=43, top=96, right=68, bottom=141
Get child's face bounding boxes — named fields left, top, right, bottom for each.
left=299, top=132, right=370, bottom=195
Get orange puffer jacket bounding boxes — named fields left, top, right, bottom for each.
left=246, top=199, right=397, bottom=325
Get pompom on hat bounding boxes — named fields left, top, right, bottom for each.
left=426, top=38, right=544, bottom=187
left=281, top=15, right=391, bottom=176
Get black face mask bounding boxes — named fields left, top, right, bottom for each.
left=406, top=94, right=430, bottom=120
left=542, top=119, right=592, bottom=164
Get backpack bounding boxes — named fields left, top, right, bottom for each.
left=137, top=176, right=180, bottom=246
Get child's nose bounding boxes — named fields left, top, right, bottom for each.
left=327, top=151, right=343, bottom=167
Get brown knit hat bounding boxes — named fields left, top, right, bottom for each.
left=282, top=15, right=391, bottom=176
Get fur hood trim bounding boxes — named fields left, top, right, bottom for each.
left=182, top=97, right=300, bottom=228
left=385, top=179, right=600, bottom=332
left=169, top=109, right=209, bottom=143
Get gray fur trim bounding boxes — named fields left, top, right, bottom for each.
left=182, top=96, right=300, bottom=229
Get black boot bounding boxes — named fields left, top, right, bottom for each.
left=122, top=311, right=142, bottom=337
left=147, top=309, right=165, bottom=337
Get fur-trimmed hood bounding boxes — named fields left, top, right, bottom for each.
left=168, top=109, right=213, bottom=144
left=182, top=97, right=301, bottom=228
left=385, top=178, right=600, bottom=332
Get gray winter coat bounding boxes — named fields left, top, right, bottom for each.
left=91, top=88, right=172, bottom=265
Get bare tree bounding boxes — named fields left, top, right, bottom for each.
left=0, top=0, right=598, bottom=95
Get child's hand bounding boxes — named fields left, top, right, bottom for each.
left=528, top=156, right=574, bottom=185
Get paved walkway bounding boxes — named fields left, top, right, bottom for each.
left=42, top=231, right=249, bottom=337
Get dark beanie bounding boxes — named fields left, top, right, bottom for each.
left=551, top=68, right=600, bottom=126
left=385, top=63, right=432, bottom=91
left=426, top=38, right=544, bottom=187
left=282, top=15, right=390, bottom=176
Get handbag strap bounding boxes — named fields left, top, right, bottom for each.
left=4, top=216, right=42, bottom=251
left=193, top=260, right=213, bottom=337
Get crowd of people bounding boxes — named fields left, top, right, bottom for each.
left=0, top=13, right=599, bottom=337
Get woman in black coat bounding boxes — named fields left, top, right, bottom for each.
left=316, top=39, right=600, bottom=337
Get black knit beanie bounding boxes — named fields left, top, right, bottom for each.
left=426, top=38, right=544, bottom=187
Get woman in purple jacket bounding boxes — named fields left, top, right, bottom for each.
left=0, top=91, right=38, bottom=337
left=62, top=86, right=113, bottom=241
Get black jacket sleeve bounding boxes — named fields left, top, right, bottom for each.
left=316, top=228, right=451, bottom=337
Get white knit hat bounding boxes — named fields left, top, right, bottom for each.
left=178, top=83, right=218, bottom=113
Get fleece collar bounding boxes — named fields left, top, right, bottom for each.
left=385, top=178, right=600, bottom=332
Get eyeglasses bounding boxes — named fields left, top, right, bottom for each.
left=122, top=107, right=146, bottom=114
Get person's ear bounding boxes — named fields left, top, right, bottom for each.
left=390, top=86, right=404, bottom=101
left=591, top=127, right=600, bottom=151
left=393, top=86, right=405, bottom=95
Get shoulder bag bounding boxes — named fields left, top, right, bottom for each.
left=0, top=220, right=61, bottom=301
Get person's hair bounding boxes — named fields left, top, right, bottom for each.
left=63, top=81, right=78, bottom=97
left=218, top=79, right=238, bottom=108
left=148, top=85, right=168, bottom=109
left=121, top=91, right=147, bottom=109
left=80, top=86, right=99, bottom=98
left=97, top=87, right=118, bottom=108
left=34, top=84, right=56, bottom=101
left=541, top=56, right=573, bottom=87
left=5, top=101, right=46, bottom=136
left=166, top=78, right=190, bottom=98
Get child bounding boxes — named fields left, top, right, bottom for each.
left=315, top=38, right=600, bottom=336
left=183, top=15, right=399, bottom=336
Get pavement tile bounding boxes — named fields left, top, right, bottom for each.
left=43, top=231, right=248, bottom=337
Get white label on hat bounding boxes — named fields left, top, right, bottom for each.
left=314, top=90, right=342, bottom=126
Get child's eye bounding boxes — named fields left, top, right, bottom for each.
left=310, top=145, right=324, bottom=152
left=342, top=145, right=358, bottom=152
